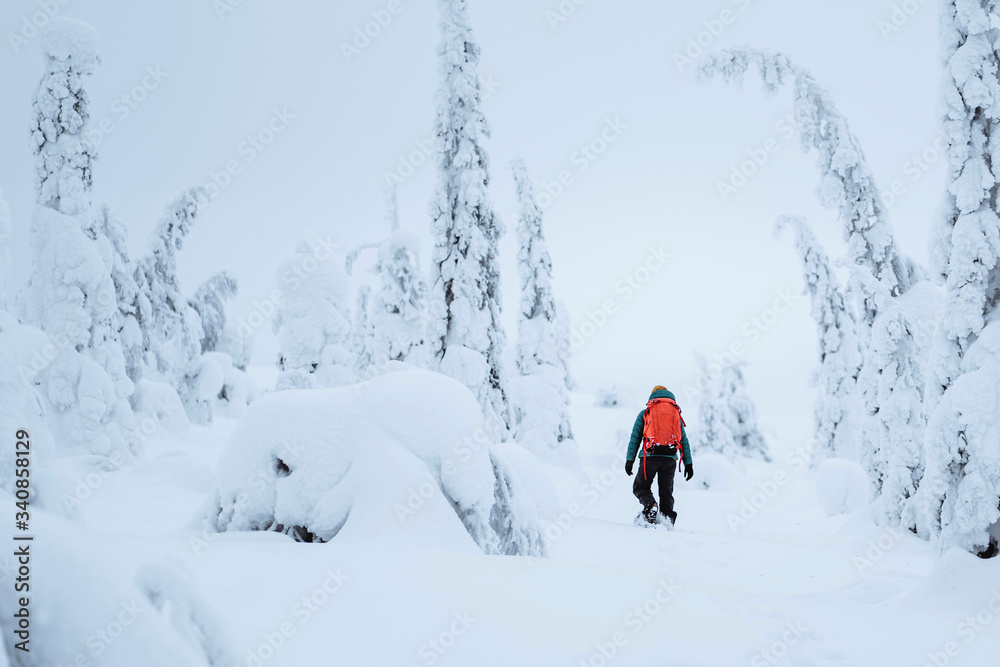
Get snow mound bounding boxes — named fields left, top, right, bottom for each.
left=689, top=453, right=744, bottom=492
left=41, top=17, right=100, bottom=66
left=0, top=512, right=229, bottom=667
left=204, top=368, right=546, bottom=557
left=903, top=547, right=1000, bottom=616
left=816, top=458, right=870, bottom=516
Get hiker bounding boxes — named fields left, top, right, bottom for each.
left=625, top=386, right=693, bottom=526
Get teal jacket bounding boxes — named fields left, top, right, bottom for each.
left=626, top=389, right=692, bottom=465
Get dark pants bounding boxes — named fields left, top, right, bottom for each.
left=632, top=457, right=677, bottom=523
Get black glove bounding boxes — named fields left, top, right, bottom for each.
left=625, top=460, right=634, bottom=476
left=683, top=463, right=694, bottom=482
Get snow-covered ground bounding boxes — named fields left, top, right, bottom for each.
left=18, top=368, right=998, bottom=667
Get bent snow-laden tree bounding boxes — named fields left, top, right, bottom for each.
left=188, top=271, right=238, bottom=355
left=429, top=0, right=511, bottom=440
left=509, top=158, right=577, bottom=468
left=694, top=357, right=770, bottom=462
left=917, top=1, right=1000, bottom=557
left=134, top=189, right=212, bottom=422
left=20, top=18, right=135, bottom=458
left=775, top=216, right=862, bottom=465
left=700, top=48, right=926, bottom=528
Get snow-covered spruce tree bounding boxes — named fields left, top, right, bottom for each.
left=700, top=48, right=926, bottom=523
left=429, top=0, right=512, bottom=440
left=273, top=242, right=352, bottom=390
left=373, top=189, right=428, bottom=366
left=917, top=1, right=1000, bottom=556
left=19, top=18, right=134, bottom=457
left=188, top=272, right=238, bottom=354
left=775, top=216, right=862, bottom=464
left=695, top=357, right=770, bottom=462
left=508, top=158, right=576, bottom=466
left=134, top=188, right=210, bottom=422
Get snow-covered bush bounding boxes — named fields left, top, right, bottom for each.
left=273, top=241, right=352, bottom=390
left=429, top=0, right=511, bottom=440
left=20, top=206, right=134, bottom=458
left=594, top=383, right=634, bottom=408
left=815, top=458, right=870, bottom=517
left=0, top=314, right=57, bottom=495
left=509, top=158, right=577, bottom=468
left=204, top=368, right=546, bottom=557
left=775, top=217, right=862, bottom=465
left=695, top=359, right=771, bottom=462
left=201, top=351, right=258, bottom=419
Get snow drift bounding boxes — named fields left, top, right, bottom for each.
left=204, top=367, right=546, bottom=557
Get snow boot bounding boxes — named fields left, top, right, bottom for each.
left=642, top=503, right=658, bottom=525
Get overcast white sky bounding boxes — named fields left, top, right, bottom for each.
left=0, top=0, right=944, bottom=422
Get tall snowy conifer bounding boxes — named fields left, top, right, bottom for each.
left=508, top=158, right=576, bottom=465
left=775, top=217, right=861, bottom=464
left=918, top=1, right=1000, bottom=556
left=429, top=0, right=511, bottom=438
left=20, top=18, right=134, bottom=457
left=701, top=49, right=926, bottom=525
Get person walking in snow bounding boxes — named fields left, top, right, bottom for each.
left=625, top=386, right=693, bottom=526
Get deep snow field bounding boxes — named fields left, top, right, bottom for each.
left=12, top=366, right=999, bottom=667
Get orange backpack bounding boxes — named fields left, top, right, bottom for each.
left=641, top=398, right=686, bottom=477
